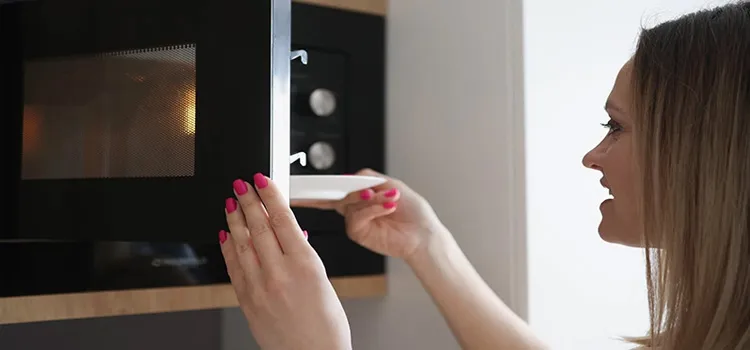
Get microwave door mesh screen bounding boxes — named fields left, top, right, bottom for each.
left=20, top=44, right=196, bottom=180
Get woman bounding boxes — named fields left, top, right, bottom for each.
left=218, top=2, right=750, bottom=349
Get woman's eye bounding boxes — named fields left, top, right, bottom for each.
left=601, top=119, right=623, bottom=135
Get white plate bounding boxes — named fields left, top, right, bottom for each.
left=290, top=175, right=387, bottom=200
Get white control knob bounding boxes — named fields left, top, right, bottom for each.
left=309, top=88, right=337, bottom=117
left=308, top=141, right=336, bottom=170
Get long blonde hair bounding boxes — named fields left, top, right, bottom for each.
left=630, top=2, right=750, bottom=349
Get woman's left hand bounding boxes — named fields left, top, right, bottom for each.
left=219, top=173, right=352, bottom=350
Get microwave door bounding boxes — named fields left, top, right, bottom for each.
left=0, top=0, right=291, bottom=243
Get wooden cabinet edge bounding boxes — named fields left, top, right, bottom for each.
left=293, top=0, right=387, bottom=16
left=0, top=275, right=386, bottom=325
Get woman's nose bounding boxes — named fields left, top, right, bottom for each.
left=582, top=147, right=603, bottom=171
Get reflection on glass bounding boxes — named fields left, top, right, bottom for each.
left=21, top=44, right=197, bottom=180
left=92, top=242, right=208, bottom=288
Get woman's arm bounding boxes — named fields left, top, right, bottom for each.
left=293, top=168, right=548, bottom=348
left=406, top=226, right=548, bottom=350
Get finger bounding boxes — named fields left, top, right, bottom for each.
left=290, top=199, right=337, bottom=210
left=225, top=198, right=261, bottom=277
left=344, top=187, right=401, bottom=217
left=355, top=168, right=387, bottom=178
left=252, top=173, right=308, bottom=255
left=232, top=178, right=283, bottom=268
left=317, top=188, right=375, bottom=215
left=346, top=200, right=399, bottom=233
left=219, top=230, right=250, bottom=296
left=291, top=191, right=374, bottom=221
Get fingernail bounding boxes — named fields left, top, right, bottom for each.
left=253, top=173, right=268, bottom=189
left=303, top=230, right=308, bottom=240
left=219, top=230, right=228, bottom=244
left=383, top=201, right=397, bottom=209
left=233, top=179, right=248, bottom=195
left=384, top=188, right=398, bottom=198
left=225, top=198, right=237, bottom=213
left=360, top=189, right=372, bottom=200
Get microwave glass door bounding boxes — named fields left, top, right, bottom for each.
left=0, top=0, right=291, bottom=243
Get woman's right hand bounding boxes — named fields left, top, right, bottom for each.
left=291, top=169, right=445, bottom=261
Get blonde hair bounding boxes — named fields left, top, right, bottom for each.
left=630, top=2, right=750, bottom=349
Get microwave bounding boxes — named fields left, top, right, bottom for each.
left=0, top=0, right=385, bottom=302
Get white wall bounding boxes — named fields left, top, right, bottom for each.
left=523, top=0, right=729, bottom=349
left=222, top=0, right=527, bottom=349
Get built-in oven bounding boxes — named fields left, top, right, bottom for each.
left=0, top=0, right=385, bottom=298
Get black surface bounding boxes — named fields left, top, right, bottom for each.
left=291, top=49, right=348, bottom=177
left=0, top=2, right=386, bottom=298
left=290, top=3, right=386, bottom=233
left=0, top=234, right=383, bottom=297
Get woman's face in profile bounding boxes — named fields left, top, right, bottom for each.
left=583, top=61, right=641, bottom=247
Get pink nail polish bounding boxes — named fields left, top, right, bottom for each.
left=303, top=230, right=308, bottom=240
left=384, top=188, right=398, bottom=198
left=360, top=189, right=372, bottom=200
left=219, top=230, right=228, bottom=244
left=383, top=201, right=397, bottom=209
left=233, top=179, right=248, bottom=195
left=225, top=198, right=237, bottom=213
left=253, top=173, right=268, bottom=189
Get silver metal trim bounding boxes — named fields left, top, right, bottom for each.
left=270, top=0, right=292, bottom=203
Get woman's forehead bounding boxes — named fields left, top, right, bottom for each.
left=605, top=61, right=634, bottom=118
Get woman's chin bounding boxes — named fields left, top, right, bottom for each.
left=598, top=218, right=643, bottom=248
